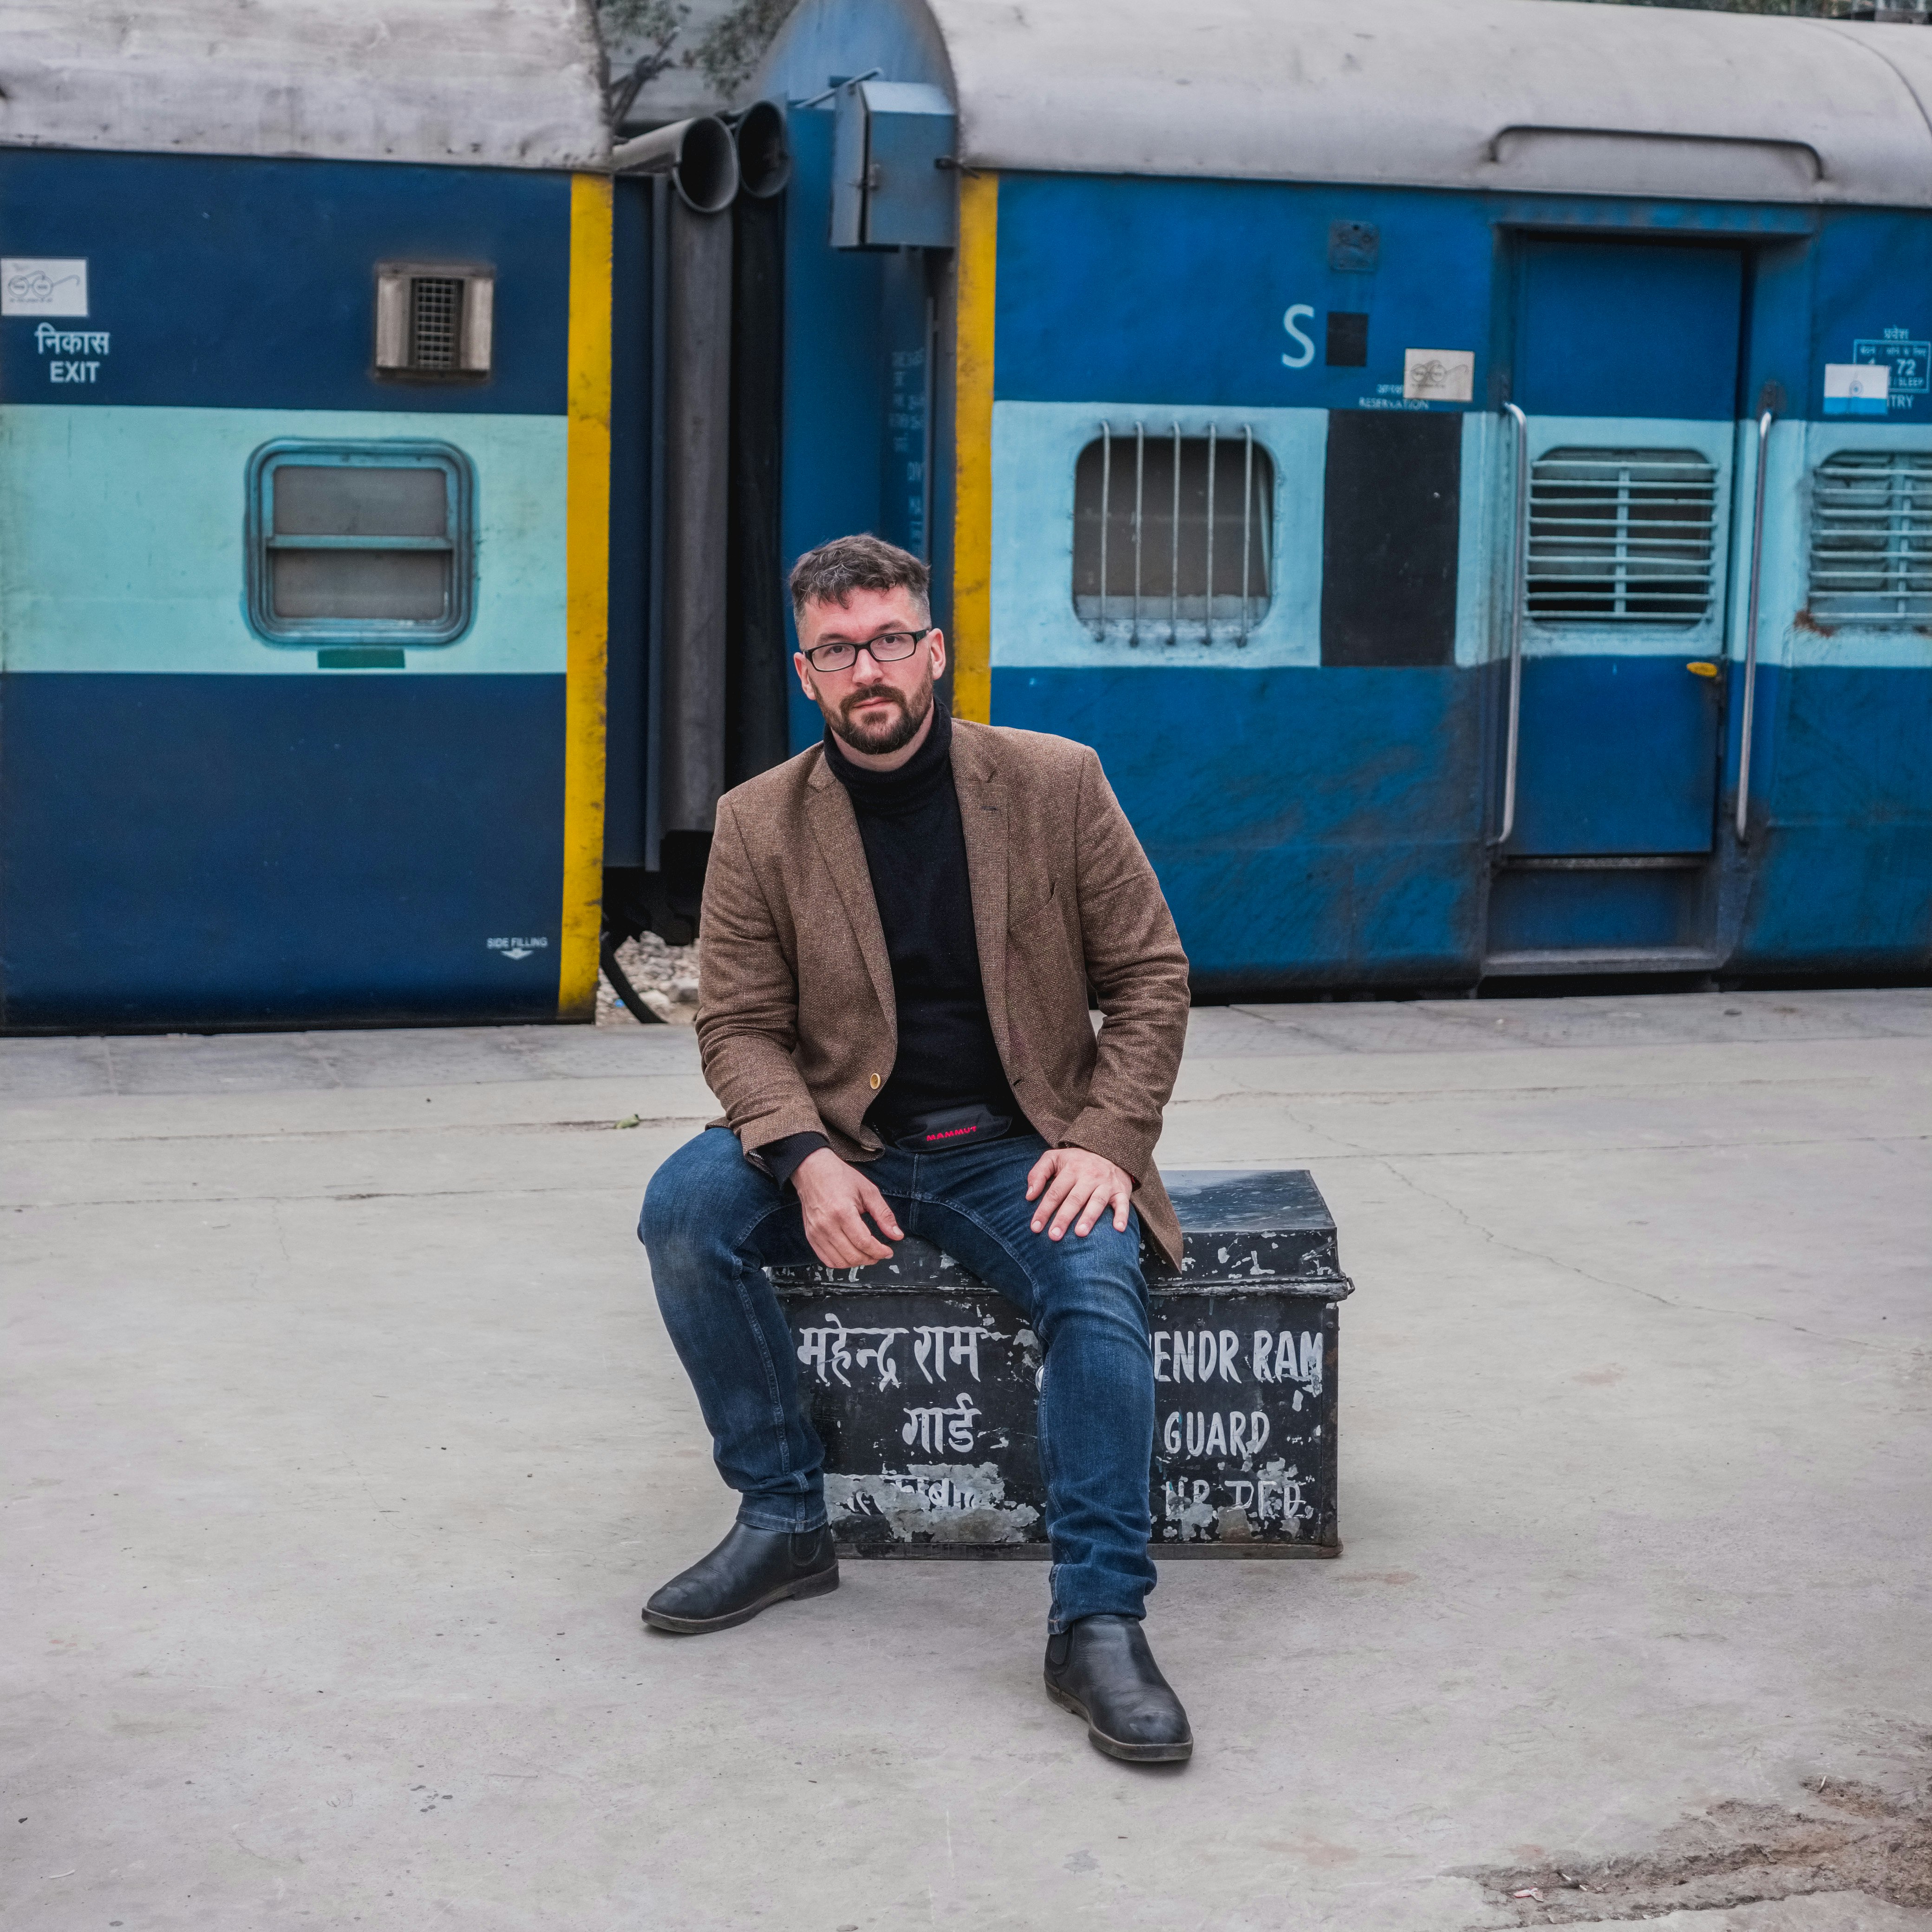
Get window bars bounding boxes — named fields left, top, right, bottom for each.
left=1073, top=425, right=1273, bottom=643
left=1527, top=447, right=1718, bottom=627
left=408, top=276, right=463, bottom=371
left=1808, top=449, right=1932, bottom=624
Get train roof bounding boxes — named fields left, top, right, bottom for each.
left=764, top=0, right=1932, bottom=208
left=0, top=0, right=610, bottom=170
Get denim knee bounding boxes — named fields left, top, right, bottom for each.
left=638, top=1128, right=747, bottom=1267
left=1029, top=1222, right=1149, bottom=1334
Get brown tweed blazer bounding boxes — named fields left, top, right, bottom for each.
left=694, top=717, right=1192, bottom=1267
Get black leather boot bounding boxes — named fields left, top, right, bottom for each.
left=1044, top=1615, right=1193, bottom=1762
left=642, top=1523, right=839, bottom=1634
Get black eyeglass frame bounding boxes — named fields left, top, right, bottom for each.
left=800, top=626, right=936, bottom=673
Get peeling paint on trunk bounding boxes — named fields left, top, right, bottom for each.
left=827, top=1464, right=1043, bottom=1544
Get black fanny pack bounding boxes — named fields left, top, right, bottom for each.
left=891, top=1103, right=1013, bottom=1154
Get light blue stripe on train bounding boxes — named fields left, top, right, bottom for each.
left=0, top=405, right=568, bottom=676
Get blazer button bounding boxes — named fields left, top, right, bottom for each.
left=869, top=1073, right=881, bottom=1090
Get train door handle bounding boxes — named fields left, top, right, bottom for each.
left=1735, top=409, right=1774, bottom=843
left=1494, top=403, right=1529, bottom=847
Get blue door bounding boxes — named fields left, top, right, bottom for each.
left=1507, top=240, right=1740, bottom=860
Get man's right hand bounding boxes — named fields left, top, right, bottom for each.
left=791, top=1148, right=903, bottom=1267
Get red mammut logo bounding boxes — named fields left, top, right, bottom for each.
left=924, top=1123, right=978, bottom=1142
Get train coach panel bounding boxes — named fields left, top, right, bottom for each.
left=0, top=149, right=599, bottom=1030
left=1723, top=214, right=1932, bottom=974
left=950, top=164, right=1932, bottom=986
left=977, top=174, right=1493, bottom=987
left=988, top=174, right=1498, bottom=413
left=749, top=0, right=1932, bottom=993
left=0, top=150, right=571, bottom=415
left=0, top=675, right=566, bottom=1028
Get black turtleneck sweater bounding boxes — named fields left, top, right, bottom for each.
left=757, top=704, right=1024, bottom=1190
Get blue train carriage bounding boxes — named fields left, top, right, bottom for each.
left=753, top=0, right=1932, bottom=992
left=0, top=3, right=622, bottom=1031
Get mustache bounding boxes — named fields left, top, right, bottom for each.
left=841, top=687, right=907, bottom=719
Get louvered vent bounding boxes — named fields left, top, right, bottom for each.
left=1527, top=448, right=1717, bottom=626
left=373, top=264, right=494, bottom=378
left=1808, top=449, right=1932, bottom=624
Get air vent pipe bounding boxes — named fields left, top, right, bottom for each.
left=656, top=179, right=733, bottom=844
left=734, top=101, right=792, bottom=198
left=613, top=116, right=739, bottom=214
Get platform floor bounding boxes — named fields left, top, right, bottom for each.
left=4, top=990, right=1930, bottom=1932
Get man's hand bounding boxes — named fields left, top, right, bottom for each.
left=792, top=1147, right=903, bottom=1267
left=1025, top=1146, right=1135, bottom=1241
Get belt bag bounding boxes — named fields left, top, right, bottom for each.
left=891, top=1103, right=1013, bottom=1154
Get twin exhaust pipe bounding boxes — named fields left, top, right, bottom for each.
left=610, top=100, right=792, bottom=213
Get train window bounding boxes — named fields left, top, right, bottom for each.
left=373, top=264, right=495, bottom=378
left=1072, top=425, right=1274, bottom=644
left=1808, top=450, right=1932, bottom=624
left=1527, top=448, right=1717, bottom=626
left=244, top=440, right=476, bottom=648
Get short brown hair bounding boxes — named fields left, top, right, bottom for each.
left=788, top=533, right=930, bottom=625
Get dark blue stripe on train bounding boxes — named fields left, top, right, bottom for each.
left=999, top=666, right=1486, bottom=989
left=993, top=176, right=1497, bottom=411
left=1734, top=663, right=1932, bottom=971
left=994, top=665, right=1932, bottom=986
left=990, top=174, right=1932, bottom=424
left=0, top=150, right=569, bottom=415
left=1509, top=656, right=1723, bottom=855
left=0, top=675, right=565, bottom=1030
left=1515, top=239, right=1743, bottom=421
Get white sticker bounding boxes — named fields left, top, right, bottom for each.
left=3, top=259, right=88, bottom=317
left=1403, top=349, right=1474, bottom=403
left=1823, top=362, right=1890, bottom=417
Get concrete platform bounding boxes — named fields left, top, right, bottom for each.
left=4, top=990, right=1930, bottom=1931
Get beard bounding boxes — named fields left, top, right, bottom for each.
left=823, top=670, right=934, bottom=757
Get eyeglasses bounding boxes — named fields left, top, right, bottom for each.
left=802, top=627, right=934, bottom=673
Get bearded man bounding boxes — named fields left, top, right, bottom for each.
left=637, top=533, right=1195, bottom=1763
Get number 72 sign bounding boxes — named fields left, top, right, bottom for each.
left=1855, top=334, right=1929, bottom=405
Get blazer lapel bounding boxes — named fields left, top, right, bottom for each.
left=953, top=721, right=1013, bottom=1064
left=804, top=755, right=898, bottom=1040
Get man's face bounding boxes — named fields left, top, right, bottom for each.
left=793, top=586, right=947, bottom=758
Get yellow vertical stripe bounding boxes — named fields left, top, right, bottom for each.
left=952, top=172, right=998, bottom=724
left=560, top=173, right=614, bottom=1021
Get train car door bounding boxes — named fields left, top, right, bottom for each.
left=1490, top=238, right=1741, bottom=969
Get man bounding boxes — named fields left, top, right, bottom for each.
left=638, top=534, right=1194, bottom=1763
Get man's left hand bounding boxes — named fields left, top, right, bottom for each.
left=1025, top=1146, right=1135, bottom=1241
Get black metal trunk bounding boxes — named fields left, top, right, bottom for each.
left=770, top=1169, right=1352, bottom=1559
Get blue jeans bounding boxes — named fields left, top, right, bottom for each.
left=639, top=1126, right=1158, bottom=1631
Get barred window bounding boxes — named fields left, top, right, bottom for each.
left=246, top=440, right=475, bottom=654
left=1073, top=424, right=1274, bottom=644
left=1527, top=447, right=1717, bottom=626
left=1808, top=449, right=1932, bottom=624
